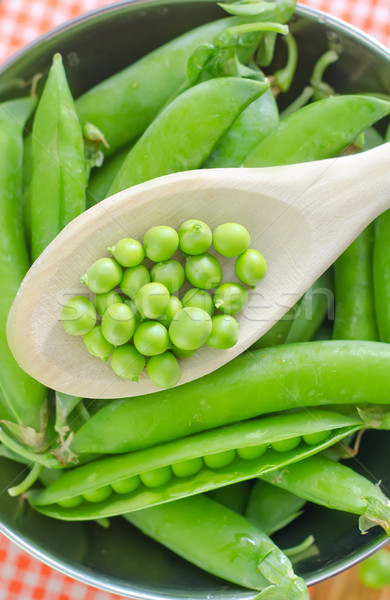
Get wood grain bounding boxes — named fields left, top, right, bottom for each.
left=312, top=565, right=390, bottom=600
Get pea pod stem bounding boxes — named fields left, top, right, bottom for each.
left=8, top=462, right=43, bottom=497
left=273, top=33, right=298, bottom=94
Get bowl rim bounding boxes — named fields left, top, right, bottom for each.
left=0, top=1, right=390, bottom=598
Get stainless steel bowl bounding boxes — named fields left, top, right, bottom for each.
left=0, top=2, right=390, bottom=597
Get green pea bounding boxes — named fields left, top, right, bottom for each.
left=204, top=449, right=236, bottom=469
left=150, top=260, right=185, bottom=293
left=84, top=325, right=114, bottom=361
left=58, top=495, right=83, bottom=508
left=182, top=288, right=214, bottom=316
left=143, top=225, right=179, bottom=262
left=235, top=249, right=267, bottom=286
left=302, top=431, right=330, bottom=446
left=62, top=296, right=96, bottom=336
left=111, top=476, right=141, bottom=495
left=101, top=302, right=136, bottom=346
left=111, top=344, right=146, bottom=381
left=140, top=466, right=172, bottom=488
left=80, top=257, right=123, bottom=294
left=206, top=315, right=239, bottom=349
left=213, top=282, right=248, bottom=315
left=147, top=352, right=181, bottom=389
left=271, top=436, right=302, bottom=453
left=157, top=295, right=183, bottom=327
left=212, top=223, right=251, bottom=257
left=108, top=238, right=144, bottom=267
left=172, top=457, right=203, bottom=478
left=185, top=253, right=223, bottom=289
left=237, top=445, right=267, bottom=460
left=135, top=282, right=170, bottom=319
left=121, top=264, right=150, bottom=298
left=83, top=485, right=112, bottom=503
left=178, top=219, right=212, bottom=255
left=172, top=346, right=195, bottom=359
left=95, top=291, right=123, bottom=315
left=133, top=321, right=169, bottom=356
left=169, top=307, right=212, bottom=351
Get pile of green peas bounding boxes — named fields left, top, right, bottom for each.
left=61, top=219, right=267, bottom=389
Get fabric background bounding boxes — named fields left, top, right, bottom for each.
left=0, top=0, right=389, bottom=598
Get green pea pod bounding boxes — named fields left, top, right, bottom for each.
left=86, top=146, right=130, bottom=207
left=286, top=270, right=333, bottom=344
left=108, top=77, right=269, bottom=194
left=246, top=480, right=306, bottom=535
left=244, top=95, right=390, bottom=167
left=333, top=226, right=378, bottom=340
left=30, top=53, right=86, bottom=261
left=374, top=210, right=390, bottom=342
left=0, top=97, right=47, bottom=438
left=70, top=341, right=390, bottom=456
left=28, top=408, right=375, bottom=516
left=124, top=495, right=308, bottom=597
left=219, top=0, right=296, bottom=21
left=261, top=453, right=390, bottom=535
left=250, top=304, right=298, bottom=349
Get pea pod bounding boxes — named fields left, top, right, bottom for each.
left=86, top=146, right=130, bottom=207
left=28, top=408, right=376, bottom=517
left=0, top=97, right=47, bottom=438
left=29, top=53, right=86, bottom=261
left=70, top=341, right=390, bottom=456
left=124, top=494, right=308, bottom=597
left=246, top=480, right=306, bottom=535
left=261, top=453, right=390, bottom=535
left=250, top=304, right=298, bottom=349
left=108, top=77, right=269, bottom=194
left=244, top=95, right=390, bottom=167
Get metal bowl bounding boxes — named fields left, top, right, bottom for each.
left=0, top=2, right=389, bottom=598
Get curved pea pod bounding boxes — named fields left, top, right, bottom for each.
left=261, top=453, right=390, bottom=535
left=30, top=53, right=86, bottom=261
left=0, top=97, right=47, bottom=442
left=333, top=226, right=378, bottom=341
left=219, top=0, right=296, bottom=21
left=124, top=494, right=309, bottom=598
left=373, top=210, right=390, bottom=342
left=246, top=480, right=306, bottom=535
left=29, top=408, right=370, bottom=519
left=75, top=18, right=234, bottom=157
left=108, top=77, right=269, bottom=194
left=70, top=341, right=390, bottom=456
left=244, top=95, right=390, bottom=167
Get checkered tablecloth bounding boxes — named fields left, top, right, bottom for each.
left=0, top=1, right=389, bottom=599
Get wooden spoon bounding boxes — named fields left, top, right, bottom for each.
left=7, top=143, right=390, bottom=399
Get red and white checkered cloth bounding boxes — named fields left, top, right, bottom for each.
left=0, top=0, right=389, bottom=599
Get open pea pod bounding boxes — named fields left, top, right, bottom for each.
left=28, top=407, right=376, bottom=520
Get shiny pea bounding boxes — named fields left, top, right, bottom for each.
left=80, top=257, right=123, bottom=294
left=140, top=466, right=172, bottom=488
left=58, top=495, right=83, bottom=508
left=271, top=436, right=301, bottom=453
left=108, top=238, right=144, bottom=267
left=83, top=485, right=112, bottom=503
left=62, top=296, right=96, bottom=336
left=111, top=476, right=141, bottom=494
left=157, top=295, right=183, bottom=327
left=235, top=249, right=267, bottom=286
left=212, top=223, right=250, bottom=257
left=169, top=307, right=212, bottom=351
left=84, top=325, right=114, bottom=361
left=213, top=282, right=248, bottom=315
left=185, top=253, right=223, bottom=289
left=172, top=457, right=204, bottom=478
left=204, top=449, right=236, bottom=469
left=121, top=264, right=150, bottom=298
left=101, top=303, right=136, bottom=346
left=111, top=344, right=146, bottom=381
left=143, top=226, right=179, bottom=262
left=207, top=315, right=239, bottom=349
left=302, top=431, right=330, bottom=445
left=151, top=260, right=185, bottom=293
left=135, top=282, right=170, bottom=319
left=147, top=352, right=181, bottom=389
left=178, top=219, right=212, bottom=255
left=182, top=288, right=214, bottom=316
left=237, top=445, right=267, bottom=460
left=133, top=321, right=169, bottom=356
left=95, top=290, right=123, bottom=315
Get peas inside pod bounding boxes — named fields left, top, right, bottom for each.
left=61, top=219, right=267, bottom=388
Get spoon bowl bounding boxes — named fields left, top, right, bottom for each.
left=7, top=142, right=390, bottom=398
